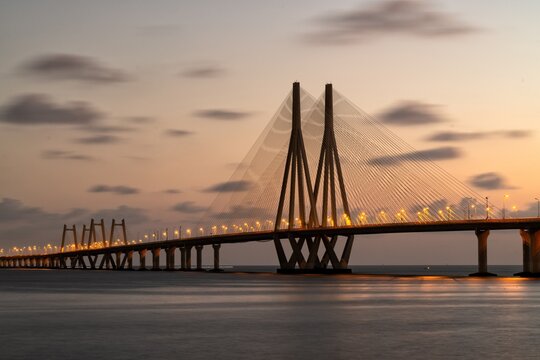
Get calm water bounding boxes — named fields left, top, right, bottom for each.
left=1, top=267, right=540, bottom=359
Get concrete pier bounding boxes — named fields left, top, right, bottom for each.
left=151, top=248, right=161, bottom=270
left=126, top=251, right=133, bottom=270
left=185, top=246, right=192, bottom=270
left=165, top=247, right=176, bottom=270
left=211, top=244, right=222, bottom=272
left=531, top=229, right=540, bottom=275
left=515, top=229, right=533, bottom=276
left=115, top=252, right=122, bottom=270
left=180, top=247, right=186, bottom=270
left=196, top=245, right=204, bottom=271
left=138, top=249, right=147, bottom=270
left=469, top=229, right=496, bottom=277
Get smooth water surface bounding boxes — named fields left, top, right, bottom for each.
left=1, top=268, right=539, bottom=359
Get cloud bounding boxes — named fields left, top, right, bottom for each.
left=379, top=101, right=445, bottom=126
left=0, top=197, right=148, bottom=248
left=84, top=125, right=136, bottom=134
left=203, top=180, right=252, bottom=192
left=369, top=146, right=461, bottom=166
left=0, top=198, right=50, bottom=224
left=20, top=54, right=130, bottom=83
left=181, top=65, right=225, bottom=78
left=125, top=116, right=155, bottom=124
left=91, top=205, right=148, bottom=223
left=427, top=130, right=532, bottom=142
left=165, top=129, right=194, bottom=137
left=75, top=135, right=121, bottom=144
left=502, top=130, right=531, bottom=138
left=42, top=150, right=95, bottom=161
left=210, top=205, right=273, bottom=222
left=468, top=172, right=516, bottom=190
left=88, top=185, right=139, bottom=195
left=0, top=94, right=102, bottom=126
left=171, top=201, right=206, bottom=213
left=194, top=109, right=250, bottom=121
left=521, top=202, right=540, bottom=218
left=303, top=0, right=477, bottom=45
left=124, top=155, right=150, bottom=161
left=163, top=189, right=182, bottom=194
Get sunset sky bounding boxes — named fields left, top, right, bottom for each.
left=1, top=0, right=539, bottom=265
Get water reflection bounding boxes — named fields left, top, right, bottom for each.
left=1, top=269, right=540, bottom=359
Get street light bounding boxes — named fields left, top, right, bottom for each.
left=485, top=197, right=489, bottom=219
left=503, top=194, right=509, bottom=219
left=511, top=205, right=518, bottom=218
left=535, top=198, right=540, bottom=218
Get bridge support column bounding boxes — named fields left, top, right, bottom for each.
left=126, top=251, right=133, bottom=270
left=210, top=244, right=222, bottom=272
left=469, top=229, right=496, bottom=277
left=138, top=249, right=147, bottom=270
left=195, top=245, right=204, bottom=271
left=152, top=248, right=161, bottom=271
left=530, top=229, right=540, bottom=276
left=165, top=247, right=176, bottom=271
left=115, top=252, right=122, bottom=270
left=99, top=253, right=115, bottom=270
left=185, top=246, right=192, bottom=270
left=515, top=229, right=533, bottom=276
left=180, top=247, right=186, bottom=270
left=77, top=255, right=87, bottom=269
left=88, top=255, right=97, bottom=270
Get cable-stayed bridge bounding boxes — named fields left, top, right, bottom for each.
left=2, top=83, right=540, bottom=276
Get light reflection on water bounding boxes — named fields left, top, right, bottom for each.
left=1, top=269, right=540, bottom=360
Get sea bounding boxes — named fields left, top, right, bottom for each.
left=1, top=266, right=539, bottom=360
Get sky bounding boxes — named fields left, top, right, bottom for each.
left=0, top=0, right=539, bottom=265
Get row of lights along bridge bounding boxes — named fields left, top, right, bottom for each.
left=2, top=195, right=538, bottom=257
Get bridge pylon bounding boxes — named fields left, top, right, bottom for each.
left=273, top=82, right=352, bottom=273
left=311, top=84, right=355, bottom=270
left=274, top=82, right=320, bottom=271
left=60, top=224, right=78, bottom=252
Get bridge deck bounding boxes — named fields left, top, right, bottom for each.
left=2, top=218, right=540, bottom=260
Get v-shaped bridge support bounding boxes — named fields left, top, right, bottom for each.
left=274, top=83, right=354, bottom=273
